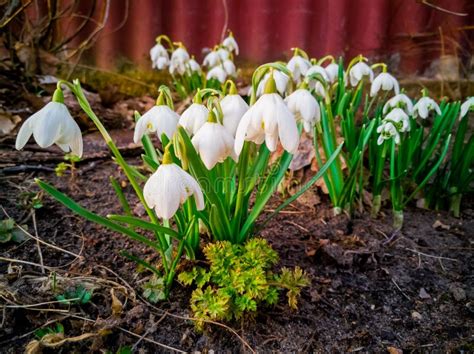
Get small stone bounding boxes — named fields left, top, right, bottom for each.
left=419, top=288, right=431, bottom=299
left=411, top=311, right=422, bottom=320
left=432, top=220, right=450, bottom=230
left=449, top=284, right=466, bottom=301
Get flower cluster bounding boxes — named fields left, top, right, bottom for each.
left=14, top=40, right=473, bottom=304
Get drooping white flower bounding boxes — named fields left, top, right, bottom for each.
left=220, top=94, right=249, bottom=137
left=217, top=48, right=230, bottom=61
left=133, top=105, right=179, bottom=144
left=222, top=34, right=239, bottom=55
left=192, top=121, right=237, bottom=169
left=285, top=89, right=320, bottom=134
left=222, top=59, right=236, bottom=76
left=383, top=94, right=414, bottom=115
left=187, top=58, right=201, bottom=73
left=306, top=65, right=330, bottom=82
left=376, top=121, right=400, bottom=145
left=144, top=162, right=204, bottom=219
left=150, top=43, right=169, bottom=69
left=203, top=51, right=221, bottom=67
left=383, top=107, right=410, bottom=132
left=413, top=97, right=441, bottom=119
left=325, top=63, right=340, bottom=83
left=16, top=101, right=83, bottom=157
left=370, top=72, right=399, bottom=97
left=178, top=103, right=209, bottom=136
left=349, top=62, right=373, bottom=87
left=460, top=97, right=474, bottom=118
left=169, top=47, right=190, bottom=75
left=256, top=71, right=290, bottom=97
left=235, top=93, right=299, bottom=155
left=206, top=65, right=227, bottom=83
left=287, top=55, right=311, bottom=83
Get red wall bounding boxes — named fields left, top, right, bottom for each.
left=66, top=0, right=473, bottom=75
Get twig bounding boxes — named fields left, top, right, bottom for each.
left=66, top=314, right=185, bottom=353
left=285, top=220, right=310, bottom=233
left=220, top=0, right=229, bottom=42
left=421, top=0, right=468, bottom=16
left=1, top=206, right=81, bottom=259
left=32, top=211, right=45, bottom=274
left=0, top=298, right=80, bottom=309
left=404, top=248, right=460, bottom=262
left=140, top=296, right=256, bottom=354
left=391, top=278, right=411, bottom=301
left=0, top=256, right=57, bottom=271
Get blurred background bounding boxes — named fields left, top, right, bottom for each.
left=1, top=0, right=473, bottom=95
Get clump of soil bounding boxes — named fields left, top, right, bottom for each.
left=1, top=103, right=473, bottom=352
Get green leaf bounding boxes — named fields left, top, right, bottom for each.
left=109, top=177, right=132, bottom=216
left=36, top=179, right=162, bottom=252
left=261, top=143, right=343, bottom=226
left=107, top=214, right=181, bottom=240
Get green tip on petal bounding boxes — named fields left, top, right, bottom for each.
left=193, top=89, right=203, bottom=104
left=207, top=110, right=218, bottom=123
left=52, top=88, right=64, bottom=104
left=264, top=70, right=277, bottom=94
left=156, top=91, right=166, bottom=105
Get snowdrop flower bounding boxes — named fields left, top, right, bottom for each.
left=383, top=107, right=410, bottom=132
left=150, top=43, right=169, bottom=69
left=223, top=59, right=236, bottom=77
left=220, top=88, right=249, bottom=136
left=222, top=32, right=239, bottom=55
left=144, top=151, right=204, bottom=219
left=179, top=101, right=209, bottom=136
left=169, top=46, right=190, bottom=75
left=133, top=105, right=179, bottom=144
left=206, top=65, right=227, bottom=83
left=413, top=97, right=441, bottom=119
left=256, top=70, right=290, bottom=97
left=349, top=61, right=373, bottom=87
left=16, top=89, right=83, bottom=157
left=377, top=121, right=400, bottom=145
left=192, top=114, right=237, bottom=169
left=285, top=88, right=320, bottom=134
left=305, top=65, right=330, bottom=97
left=217, top=48, right=230, bottom=61
left=325, top=63, right=340, bottom=83
left=460, top=97, right=474, bottom=118
left=370, top=72, right=399, bottom=97
left=383, top=94, right=414, bottom=115
left=287, top=55, right=311, bottom=83
left=187, top=58, right=201, bottom=73
left=235, top=73, right=299, bottom=154
left=306, top=65, right=330, bottom=82
left=203, top=51, right=221, bottom=67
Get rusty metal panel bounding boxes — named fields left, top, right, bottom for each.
left=65, top=0, right=473, bottom=75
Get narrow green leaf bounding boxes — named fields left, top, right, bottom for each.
left=36, top=179, right=161, bottom=251
left=107, top=214, right=181, bottom=240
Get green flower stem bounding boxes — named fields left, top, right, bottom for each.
left=60, top=80, right=170, bottom=273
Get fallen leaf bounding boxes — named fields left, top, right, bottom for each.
left=110, top=288, right=123, bottom=315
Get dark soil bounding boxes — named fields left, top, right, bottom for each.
left=1, top=109, right=473, bottom=353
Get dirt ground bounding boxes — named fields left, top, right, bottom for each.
left=0, top=95, right=473, bottom=352
left=1, top=140, right=472, bottom=353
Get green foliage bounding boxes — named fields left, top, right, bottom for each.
left=0, top=218, right=28, bottom=243
left=56, top=285, right=92, bottom=305
left=178, top=239, right=309, bottom=329
left=34, top=323, right=64, bottom=339
left=55, top=153, right=80, bottom=177
left=18, top=191, right=43, bottom=210
left=142, top=276, right=167, bottom=303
